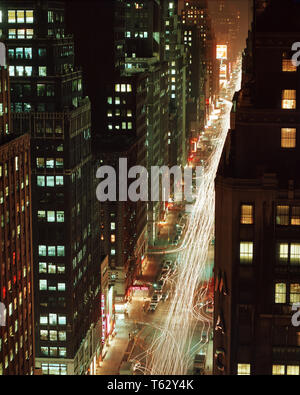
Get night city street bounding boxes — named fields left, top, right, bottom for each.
left=1, top=0, right=300, bottom=382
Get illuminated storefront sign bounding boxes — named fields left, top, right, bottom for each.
left=216, top=45, right=227, bottom=60
left=129, top=286, right=149, bottom=291
left=101, top=294, right=105, bottom=344
left=220, top=64, right=227, bottom=79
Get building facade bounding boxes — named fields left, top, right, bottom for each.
left=0, top=44, right=34, bottom=376
left=1, top=1, right=101, bottom=375
left=214, top=0, right=300, bottom=375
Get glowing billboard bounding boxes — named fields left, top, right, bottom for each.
left=216, top=45, right=227, bottom=60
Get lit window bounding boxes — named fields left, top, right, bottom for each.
left=26, top=10, right=34, bottom=23
left=46, top=176, right=55, bottom=187
left=281, top=128, right=296, bottom=148
left=8, top=29, right=16, bottom=39
left=127, top=84, right=132, bottom=92
left=39, top=280, right=47, bottom=291
left=38, top=210, right=46, bottom=221
left=240, top=204, right=253, bottom=224
left=240, top=242, right=253, bottom=264
left=39, top=66, right=47, bottom=77
left=287, top=365, right=300, bottom=375
left=291, top=206, right=300, bottom=225
left=290, top=244, right=300, bottom=265
left=58, top=283, right=65, bottom=292
left=282, top=90, right=296, bottom=109
left=111, top=222, right=116, bottom=230
left=278, top=243, right=289, bottom=264
left=275, top=283, right=286, bottom=304
left=273, top=365, right=285, bottom=375
left=282, top=59, right=297, bottom=72
left=56, top=211, right=64, bottom=223
left=282, top=52, right=296, bottom=72
left=37, top=176, right=45, bottom=187
left=290, top=283, right=300, bottom=303
left=276, top=205, right=289, bottom=225
left=115, top=84, right=120, bottom=92
left=39, top=245, right=47, bottom=256
left=8, top=10, right=16, bottom=23
left=237, top=364, right=250, bottom=375
left=111, top=235, right=115, bottom=243
left=17, top=10, right=25, bottom=23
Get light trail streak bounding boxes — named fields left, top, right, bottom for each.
left=143, top=59, right=242, bottom=375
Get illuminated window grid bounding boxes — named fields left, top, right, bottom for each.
left=278, top=243, right=289, bottom=264
left=282, top=90, right=296, bottom=109
left=276, top=205, right=289, bottom=225
left=290, top=283, right=300, bottom=303
left=240, top=204, right=253, bottom=224
left=237, top=364, right=250, bottom=375
left=281, top=128, right=296, bottom=148
left=239, top=242, right=253, bottom=264
left=282, top=59, right=297, bottom=72
left=291, top=206, right=300, bottom=225
left=275, top=283, right=286, bottom=304
left=290, top=243, right=300, bottom=264
left=272, top=365, right=285, bottom=375
left=287, top=365, right=300, bottom=375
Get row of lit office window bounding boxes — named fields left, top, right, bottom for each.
left=275, top=282, right=300, bottom=304
left=38, top=210, right=65, bottom=223
left=38, top=245, right=65, bottom=257
left=237, top=364, right=300, bottom=375
left=9, top=65, right=47, bottom=77
left=40, top=330, right=66, bottom=342
left=240, top=204, right=300, bottom=225
left=37, top=175, right=64, bottom=187
left=239, top=242, right=300, bottom=265
left=39, top=280, right=66, bottom=292
left=36, top=157, right=64, bottom=169
left=39, top=262, right=65, bottom=275
left=40, top=313, right=66, bottom=326
left=40, top=347, right=66, bottom=358
left=0, top=10, right=34, bottom=24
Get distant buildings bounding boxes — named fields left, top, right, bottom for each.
left=214, top=0, right=300, bottom=375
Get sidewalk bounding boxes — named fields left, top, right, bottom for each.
left=96, top=320, right=131, bottom=375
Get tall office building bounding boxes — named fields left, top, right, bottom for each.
left=0, top=43, right=34, bottom=375
left=124, top=0, right=169, bottom=245
left=161, top=0, right=187, bottom=167
left=181, top=0, right=218, bottom=151
left=214, top=0, right=300, bottom=375
left=1, top=1, right=101, bottom=375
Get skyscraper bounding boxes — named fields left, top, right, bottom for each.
left=0, top=43, right=34, bottom=376
left=214, top=0, right=300, bottom=375
left=1, top=1, right=101, bottom=375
